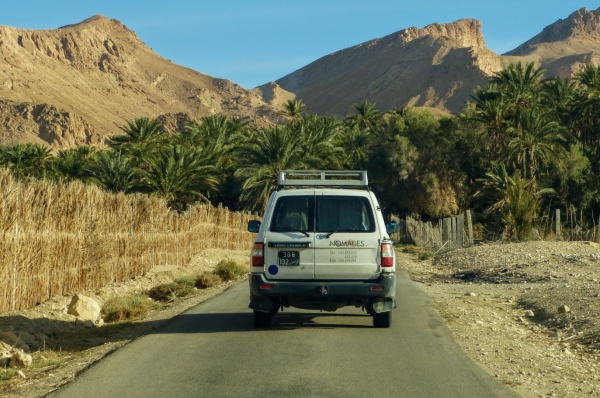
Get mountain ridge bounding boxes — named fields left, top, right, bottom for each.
left=273, top=7, right=600, bottom=116
left=0, top=15, right=280, bottom=147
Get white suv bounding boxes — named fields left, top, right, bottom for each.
left=247, top=170, right=398, bottom=328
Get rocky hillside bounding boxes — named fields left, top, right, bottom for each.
left=274, top=7, right=600, bottom=116
left=503, top=7, right=600, bottom=77
left=0, top=15, right=280, bottom=147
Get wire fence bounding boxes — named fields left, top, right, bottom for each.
left=393, top=208, right=600, bottom=254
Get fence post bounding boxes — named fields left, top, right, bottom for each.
left=466, top=210, right=473, bottom=246
left=457, top=214, right=464, bottom=248
left=451, top=217, right=457, bottom=243
left=442, top=218, right=450, bottom=243
left=556, top=209, right=561, bottom=242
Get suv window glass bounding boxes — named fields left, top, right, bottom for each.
left=316, top=196, right=375, bottom=232
left=270, top=196, right=314, bottom=231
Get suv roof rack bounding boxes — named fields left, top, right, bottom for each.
left=278, top=170, right=369, bottom=190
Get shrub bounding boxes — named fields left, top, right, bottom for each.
left=102, top=295, right=154, bottom=323
left=402, top=245, right=420, bottom=254
left=174, top=276, right=196, bottom=289
left=148, top=279, right=196, bottom=302
left=195, top=272, right=222, bottom=289
left=213, top=260, right=246, bottom=281
left=418, top=251, right=434, bottom=261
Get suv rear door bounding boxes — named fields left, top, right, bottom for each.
left=263, top=192, right=315, bottom=280
left=313, top=193, right=380, bottom=280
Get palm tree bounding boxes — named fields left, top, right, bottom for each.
left=107, top=117, right=168, bottom=163
left=290, top=115, right=344, bottom=169
left=345, top=101, right=382, bottom=134
left=137, top=145, right=220, bottom=210
left=474, top=162, right=513, bottom=213
left=469, top=85, right=513, bottom=154
left=504, top=109, right=567, bottom=182
left=87, top=150, right=138, bottom=193
left=53, top=146, right=97, bottom=182
left=0, top=143, right=53, bottom=179
left=575, top=65, right=600, bottom=90
left=571, top=66, right=600, bottom=146
left=490, top=62, right=546, bottom=122
left=336, top=127, right=375, bottom=169
left=235, top=127, right=310, bottom=212
left=279, top=99, right=306, bottom=122
left=541, top=77, right=577, bottom=127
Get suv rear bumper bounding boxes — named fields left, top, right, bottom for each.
left=249, top=272, right=396, bottom=298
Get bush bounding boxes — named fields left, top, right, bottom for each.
left=213, top=259, right=246, bottom=281
left=402, top=245, right=420, bottom=254
left=195, top=272, right=222, bottom=289
left=148, top=279, right=196, bottom=302
left=417, top=251, right=434, bottom=261
left=102, top=295, right=154, bottom=323
left=174, top=276, right=196, bottom=289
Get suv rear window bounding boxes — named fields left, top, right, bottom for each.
left=316, top=196, right=375, bottom=233
left=270, top=196, right=314, bottom=232
left=269, top=195, right=374, bottom=233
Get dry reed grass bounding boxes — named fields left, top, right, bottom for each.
left=0, top=170, right=259, bottom=312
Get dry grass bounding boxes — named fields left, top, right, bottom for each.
left=0, top=170, right=259, bottom=312
left=147, top=278, right=196, bottom=302
left=102, top=295, right=156, bottom=323
left=195, top=272, right=222, bottom=289
left=213, top=260, right=246, bottom=281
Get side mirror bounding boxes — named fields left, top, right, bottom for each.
left=248, top=220, right=261, bottom=233
left=385, top=221, right=398, bottom=235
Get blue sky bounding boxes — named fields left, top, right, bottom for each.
left=1, top=1, right=599, bottom=89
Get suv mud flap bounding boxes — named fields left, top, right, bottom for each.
left=249, top=296, right=274, bottom=313
left=370, top=298, right=396, bottom=313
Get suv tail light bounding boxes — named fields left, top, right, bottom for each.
left=251, top=242, right=264, bottom=266
left=381, top=243, right=394, bottom=267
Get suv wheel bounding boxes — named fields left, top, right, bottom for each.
left=253, top=310, right=273, bottom=328
left=373, top=310, right=392, bottom=328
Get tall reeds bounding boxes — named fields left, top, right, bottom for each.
left=0, top=170, right=258, bottom=312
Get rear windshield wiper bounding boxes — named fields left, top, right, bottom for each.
left=325, top=228, right=361, bottom=238
left=270, top=227, right=310, bottom=237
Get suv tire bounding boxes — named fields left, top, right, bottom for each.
left=373, top=310, right=392, bottom=328
left=253, top=310, right=273, bottom=328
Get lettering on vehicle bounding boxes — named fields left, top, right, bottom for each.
left=328, top=250, right=358, bottom=263
left=329, top=239, right=365, bottom=248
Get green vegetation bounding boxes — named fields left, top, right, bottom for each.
left=147, top=277, right=197, bottom=303
left=102, top=294, right=156, bottom=322
left=214, top=259, right=247, bottom=281
left=0, top=62, right=599, bottom=239
left=196, top=260, right=246, bottom=288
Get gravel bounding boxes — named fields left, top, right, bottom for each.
left=402, top=241, right=600, bottom=397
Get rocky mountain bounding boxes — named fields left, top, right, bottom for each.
left=0, top=15, right=280, bottom=147
left=502, top=7, right=600, bottom=77
left=273, top=7, right=600, bottom=116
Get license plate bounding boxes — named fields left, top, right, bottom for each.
left=278, top=251, right=299, bottom=266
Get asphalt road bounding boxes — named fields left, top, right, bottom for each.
left=49, top=270, right=519, bottom=398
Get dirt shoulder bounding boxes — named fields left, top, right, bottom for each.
left=0, top=248, right=249, bottom=398
left=400, top=241, right=600, bottom=398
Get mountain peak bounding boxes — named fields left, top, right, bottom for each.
left=58, top=15, right=111, bottom=29
left=507, top=6, right=600, bottom=53
left=395, top=18, right=486, bottom=48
